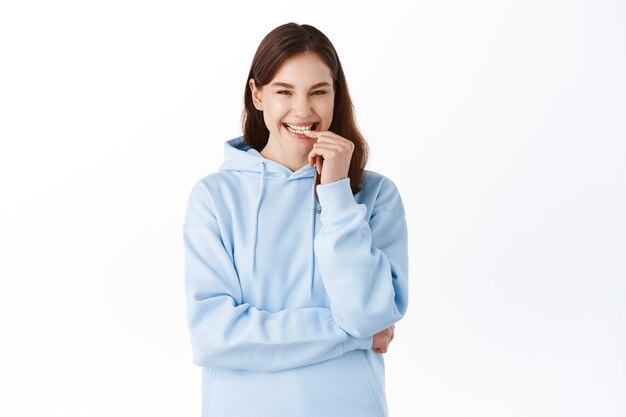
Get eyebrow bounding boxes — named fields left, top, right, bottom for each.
left=269, top=82, right=331, bottom=89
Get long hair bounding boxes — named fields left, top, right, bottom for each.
left=242, top=22, right=369, bottom=195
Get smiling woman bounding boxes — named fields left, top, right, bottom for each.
left=249, top=52, right=334, bottom=172
left=183, top=22, right=408, bottom=417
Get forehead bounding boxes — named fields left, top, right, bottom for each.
left=270, top=52, right=333, bottom=86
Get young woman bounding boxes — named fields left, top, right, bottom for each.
left=183, top=22, right=409, bottom=417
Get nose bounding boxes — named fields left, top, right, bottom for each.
left=292, top=94, right=313, bottom=118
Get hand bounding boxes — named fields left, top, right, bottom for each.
left=372, top=324, right=395, bottom=354
left=304, top=130, right=354, bottom=185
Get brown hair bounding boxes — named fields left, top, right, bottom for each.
left=242, top=22, right=369, bottom=195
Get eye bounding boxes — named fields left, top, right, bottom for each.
left=312, top=90, right=328, bottom=96
left=277, top=90, right=292, bottom=95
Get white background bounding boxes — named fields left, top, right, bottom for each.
left=1, top=1, right=625, bottom=416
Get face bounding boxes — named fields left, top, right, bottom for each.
left=250, top=52, right=335, bottom=170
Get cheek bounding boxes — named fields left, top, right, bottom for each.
left=263, top=101, right=289, bottom=125
left=262, top=107, right=281, bottom=130
left=313, top=100, right=334, bottom=124
left=323, top=104, right=334, bottom=127
left=324, top=97, right=335, bottom=121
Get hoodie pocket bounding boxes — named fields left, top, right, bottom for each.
left=201, top=367, right=218, bottom=417
left=356, top=351, right=386, bottom=417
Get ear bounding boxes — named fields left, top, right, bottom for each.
left=249, top=79, right=263, bottom=110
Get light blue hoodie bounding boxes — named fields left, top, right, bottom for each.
left=183, top=136, right=409, bottom=417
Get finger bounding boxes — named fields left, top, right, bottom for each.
left=313, top=142, right=345, bottom=153
left=313, top=138, right=353, bottom=154
left=307, top=147, right=325, bottom=166
left=315, top=156, right=323, bottom=174
left=310, top=143, right=345, bottom=160
left=307, top=146, right=321, bottom=165
left=302, top=130, right=323, bottom=139
left=303, top=130, right=346, bottom=143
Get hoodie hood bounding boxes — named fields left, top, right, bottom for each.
left=219, top=136, right=319, bottom=299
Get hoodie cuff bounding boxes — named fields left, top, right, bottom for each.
left=316, top=178, right=357, bottom=218
left=342, top=335, right=373, bottom=355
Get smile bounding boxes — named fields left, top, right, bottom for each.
left=283, top=123, right=318, bottom=134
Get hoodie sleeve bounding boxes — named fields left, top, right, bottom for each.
left=314, top=176, right=409, bottom=338
left=183, top=180, right=373, bottom=372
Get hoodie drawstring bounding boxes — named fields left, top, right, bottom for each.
left=248, top=158, right=317, bottom=299
left=308, top=184, right=317, bottom=299
left=250, top=161, right=266, bottom=284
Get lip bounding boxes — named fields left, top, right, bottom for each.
left=282, top=122, right=319, bottom=139
left=283, top=122, right=319, bottom=128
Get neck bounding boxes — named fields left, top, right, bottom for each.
left=260, top=146, right=307, bottom=173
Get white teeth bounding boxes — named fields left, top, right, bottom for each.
left=285, top=123, right=314, bottom=133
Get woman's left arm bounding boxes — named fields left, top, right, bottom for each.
left=314, top=176, right=409, bottom=338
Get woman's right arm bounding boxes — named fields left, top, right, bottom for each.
left=183, top=181, right=373, bottom=372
